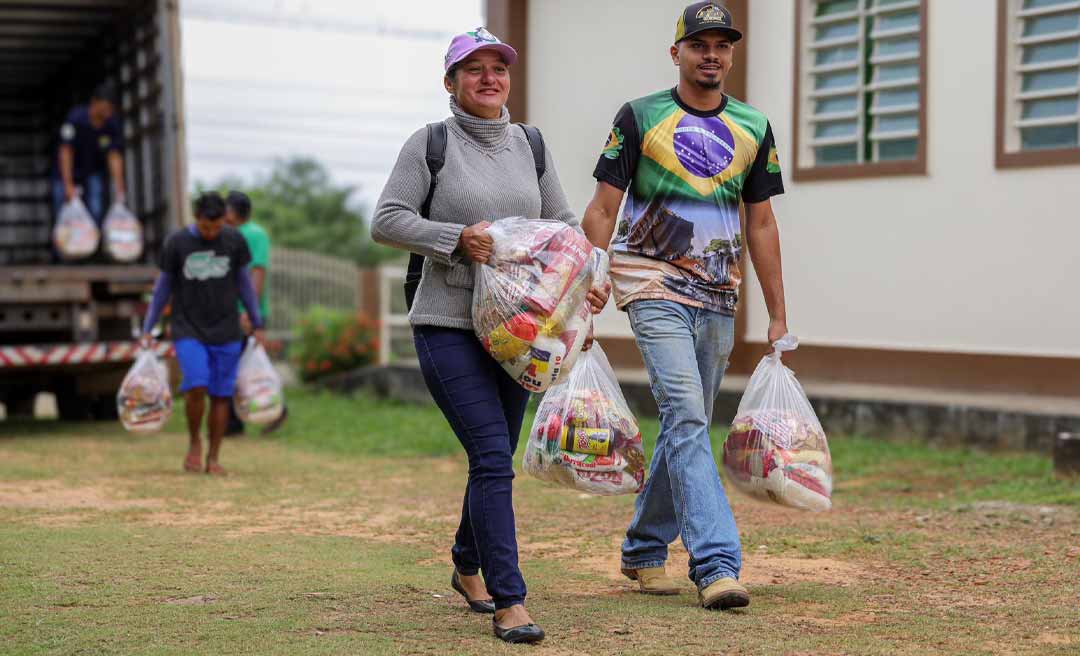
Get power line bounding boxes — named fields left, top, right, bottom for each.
left=186, top=76, right=447, bottom=100
left=187, top=117, right=414, bottom=140
left=185, top=103, right=442, bottom=124
left=181, top=7, right=456, bottom=41
left=187, top=150, right=391, bottom=174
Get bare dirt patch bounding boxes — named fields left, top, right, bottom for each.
left=567, top=535, right=867, bottom=592
left=0, top=480, right=166, bottom=512
left=1037, top=633, right=1075, bottom=646
left=165, top=595, right=216, bottom=605
left=741, top=555, right=867, bottom=587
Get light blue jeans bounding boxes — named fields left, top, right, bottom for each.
left=621, top=299, right=741, bottom=589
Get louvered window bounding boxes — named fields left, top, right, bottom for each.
left=801, top=0, right=924, bottom=167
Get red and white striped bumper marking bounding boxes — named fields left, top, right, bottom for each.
left=0, top=342, right=173, bottom=368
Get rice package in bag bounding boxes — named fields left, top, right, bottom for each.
left=233, top=340, right=284, bottom=425
left=117, top=348, right=172, bottom=434
left=523, top=344, right=645, bottom=496
left=473, top=218, right=609, bottom=393
left=53, top=197, right=99, bottom=260
left=722, top=335, right=833, bottom=512
left=102, top=202, right=144, bottom=262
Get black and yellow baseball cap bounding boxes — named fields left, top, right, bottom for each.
left=674, top=2, right=743, bottom=44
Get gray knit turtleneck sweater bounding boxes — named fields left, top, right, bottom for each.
left=372, top=97, right=578, bottom=329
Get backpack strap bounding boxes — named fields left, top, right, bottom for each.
left=420, top=122, right=448, bottom=217
left=405, top=122, right=448, bottom=311
left=518, top=123, right=547, bottom=181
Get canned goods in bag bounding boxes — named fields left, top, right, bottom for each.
left=559, top=425, right=613, bottom=456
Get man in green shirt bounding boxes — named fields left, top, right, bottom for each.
left=224, top=190, right=287, bottom=435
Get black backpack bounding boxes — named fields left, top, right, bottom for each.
left=403, top=122, right=547, bottom=311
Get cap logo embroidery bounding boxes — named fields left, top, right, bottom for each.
left=468, top=27, right=498, bottom=43
left=696, top=5, right=727, bottom=24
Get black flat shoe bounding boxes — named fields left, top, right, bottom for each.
left=450, top=570, right=495, bottom=614
left=493, top=620, right=545, bottom=644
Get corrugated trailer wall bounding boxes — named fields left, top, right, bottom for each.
left=0, top=0, right=177, bottom=266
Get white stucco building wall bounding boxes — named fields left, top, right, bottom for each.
left=745, top=0, right=1080, bottom=358
left=527, top=0, right=693, bottom=338
left=528, top=0, right=1080, bottom=358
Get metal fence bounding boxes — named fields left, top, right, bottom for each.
left=378, top=263, right=413, bottom=365
left=268, top=247, right=361, bottom=338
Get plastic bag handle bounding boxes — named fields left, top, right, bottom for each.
left=589, top=247, right=610, bottom=294
left=66, top=196, right=88, bottom=213
left=769, top=334, right=799, bottom=358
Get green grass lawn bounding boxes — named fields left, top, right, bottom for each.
left=1, top=388, right=1078, bottom=655
left=263, top=388, right=1080, bottom=508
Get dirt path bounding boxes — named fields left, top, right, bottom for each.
left=1, top=429, right=1078, bottom=655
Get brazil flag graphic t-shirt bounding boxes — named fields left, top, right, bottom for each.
left=159, top=225, right=252, bottom=344
left=593, top=88, right=784, bottom=314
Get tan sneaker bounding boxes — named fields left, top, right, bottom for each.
left=698, top=577, right=750, bottom=609
left=620, top=566, right=681, bottom=595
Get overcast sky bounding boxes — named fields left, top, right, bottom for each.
left=180, top=0, right=484, bottom=212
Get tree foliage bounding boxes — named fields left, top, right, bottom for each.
left=204, top=157, right=398, bottom=266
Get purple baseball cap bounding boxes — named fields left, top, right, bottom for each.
left=444, top=27, right=518, bottom=72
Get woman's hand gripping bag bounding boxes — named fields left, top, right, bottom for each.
left=523, top=344, right=645, bottom=495
left=472, top=218, right=607, bottom=393
left=53, top=197, right=99, bottom=260
left=233, top=339, right=284, bottom=425
left=117, top=348, right=173, bottom=434
left=722, top=335, right=833, bottom=512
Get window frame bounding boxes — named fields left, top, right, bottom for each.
left=792, top=0, right=929, bottom=181
left=996, top=0, right=1080, bottom=168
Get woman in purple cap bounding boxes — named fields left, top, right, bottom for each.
left=372, top=26, right=582, bottom=644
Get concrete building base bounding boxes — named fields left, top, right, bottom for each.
left=320, top=364, right=1080, bottom=455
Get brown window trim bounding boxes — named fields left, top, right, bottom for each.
left=791, top=0, right=929, bottom=182
left=727, top=342, right=1080, bottom=398
left=995, top=0, right=1080, bottom=169
left=485, top=0, right=530, bottom=123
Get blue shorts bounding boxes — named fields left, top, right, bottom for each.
left=174, top=339, right=244, bottom=398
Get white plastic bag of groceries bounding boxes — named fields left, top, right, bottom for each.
left=233, top=339, right=284, bottom=425
left=472, top=217, right=609, bottom=393
left=102, top=202, right=144, bottom=262
left=523, top=344, right=645, bottom=496
left=117, top=348, right=173, bottom=434
left=52, top=197, right=99, bottom=260
left=722, top=335, right=833, bottom=512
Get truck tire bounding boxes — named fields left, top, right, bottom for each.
left=54, top=378, right=92, bottom=421
left=91, top=395, right=119, bottom=421
left=5, top=393, right=37, bottom=418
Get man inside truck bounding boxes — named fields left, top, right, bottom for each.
left=52, top=81, right=127, bottom=225
left=141, top=192, right=265, bottom=476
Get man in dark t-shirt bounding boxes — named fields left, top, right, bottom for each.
left=52, top=82, right=127, bottom=225
left=142, top=192, right=265, bottom=475
left=581, top=3, right=789, bottom=611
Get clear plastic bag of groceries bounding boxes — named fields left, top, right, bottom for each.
left=52, top=197, right=99, bottom=260
left=233, top=339, right=284, bottom=425
left=722, top=335, right=833, bottom=511
left=472, top=217, right=609, bottom=393
left=523, top=344, right=645, bottom=495
left=102, top=202, right=144, bottom=262
left=117, top=348, right=173, bottom=434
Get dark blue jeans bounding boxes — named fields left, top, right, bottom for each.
left=52, top=174, right=106, bottom=225
left=413, top=325, right=531, bottom=610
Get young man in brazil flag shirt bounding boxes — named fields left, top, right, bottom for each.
left=581, top=2, right=788, bottom=611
